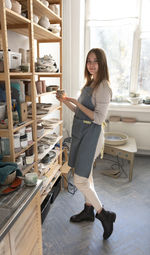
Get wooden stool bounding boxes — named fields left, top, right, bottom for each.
left=104, top=137, right=137, bottom=181
left=61, top=148, right=72, bottom=188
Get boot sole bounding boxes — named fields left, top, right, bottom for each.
left=70, top=217, right=95, bottom=223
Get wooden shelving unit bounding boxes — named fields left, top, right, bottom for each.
left=0, top=0, right=63, bottom=204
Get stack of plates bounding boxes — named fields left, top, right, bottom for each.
left=42, top=118, right=59, bottom=128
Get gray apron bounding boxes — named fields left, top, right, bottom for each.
left=68, top=86, right=101, bottom=178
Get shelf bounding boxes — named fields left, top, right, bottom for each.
left=39, top=148, right=61, bottom=176
left=41, top=169, right=61, bottom=203
left=0, top=73, right=5, bottom=81
left=0, top=120, right=34, bottom=137
left=1, top=10, right=61, bottom=41
left=37, top=120, right=63, bottom=142
left=2, top=141, right=35, bottom=161
left=13, top=120, right=34, bottom=133
left=36, top=91, right=56, bottom=97
left=31, top=104, right=61, bottom=119
left=35, top=72, right=62, bottom=77
left=38, top=135, right=63, bottom=161
left=33, top=23, right=61, bottom=41
left=33, top=0, right=62, bottom=24
left=5, top=8, right=30, bottom=26
left=25, top=91, right=56, bottom=101
left=22, top=162, right=36, bottom=176
left=0, top=0, right=63, bottom=205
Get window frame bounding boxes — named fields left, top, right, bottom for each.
left=84, top=0, right=150, bottom=99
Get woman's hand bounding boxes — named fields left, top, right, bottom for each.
left=65, top=97, right=78, bottom=106
left=56, top=90, right=67, bottom=102
left=56, top=95, right=66, bottom=102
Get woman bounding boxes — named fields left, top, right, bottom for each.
left=56, top=48, right=116, bottom=240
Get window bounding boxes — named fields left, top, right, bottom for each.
left=85, top=0, right=150, bottom=101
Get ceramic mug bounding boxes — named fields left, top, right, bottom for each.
left=24, top=173, right=38, bottom=186
left=57, top=89, right=65, bottom=98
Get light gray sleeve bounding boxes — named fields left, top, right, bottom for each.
left=92, top=81, right=112, bottom=125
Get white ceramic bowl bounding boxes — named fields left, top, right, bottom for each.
left=127, top=97, right=140, bottom=105
left=24, top=172, right=38, bottom=186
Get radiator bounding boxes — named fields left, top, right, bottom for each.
left=107, top=121, right=150, bottom=152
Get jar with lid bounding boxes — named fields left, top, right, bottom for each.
left=25, top=126, right=33, bottom=145
left=20, top=152, right=26, bottom=168
left=20, top=134, right=28, bottom=148
left=14, top=132, right=21, bottom=152
left=16, top=156, right=23, bottom=170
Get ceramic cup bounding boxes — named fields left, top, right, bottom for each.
left=57, top=89, right=65, bottom=98
left=24, top=172, right=38, bottom=186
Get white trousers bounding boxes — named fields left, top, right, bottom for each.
left=74, top=129, right=104, bottom=212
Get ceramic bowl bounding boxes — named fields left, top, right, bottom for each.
left=127, top=97, right=140, bottom=105
left=2, top=171, right=16, bottom=185
left=24, top=172, right=38, bottom=186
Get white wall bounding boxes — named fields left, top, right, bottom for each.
left=62, top=0, right=85, bottom=137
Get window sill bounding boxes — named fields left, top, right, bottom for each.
left=109, top=102, right=150, bottom=112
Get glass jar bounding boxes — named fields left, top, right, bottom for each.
left=20, top=134, right=28, bottom=148
left=14, top=132, right=21, bottom=152
left=25, top=126, right=33, bottom=145
left=16, top=156, right=23, bottom=170
left=20, top=152, right=26, bottom=168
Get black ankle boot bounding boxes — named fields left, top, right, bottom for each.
left=96, top=208, right=116, bottom=240
left=70, top=204, right=95, bottom=222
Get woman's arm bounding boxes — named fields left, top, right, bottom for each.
left=56, top=95, right=76, bottom=112
left=63, top=101, right=76, bottom=112
left=65, top=97, right=94, bottom=120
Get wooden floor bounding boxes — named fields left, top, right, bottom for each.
left=42, top=154, right=150, bottom=255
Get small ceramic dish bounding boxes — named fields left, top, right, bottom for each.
left=127, top=97, right=141, bottom=105
left=46, top=85, right=59, bottom=92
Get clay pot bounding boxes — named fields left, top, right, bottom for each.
left=38, top=16, right=50, bottom=29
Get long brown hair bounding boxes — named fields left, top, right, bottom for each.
left=84, top=48, right=110, bottom=89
